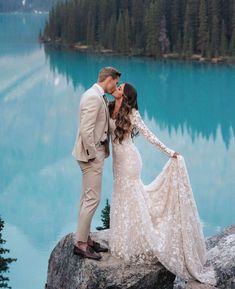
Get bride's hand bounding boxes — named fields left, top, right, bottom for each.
left=172, top=152, right=180, bottom=158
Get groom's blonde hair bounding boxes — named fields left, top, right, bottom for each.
left=98, top=67, right=121, bottom=82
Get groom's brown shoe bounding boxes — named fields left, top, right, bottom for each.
left=89, top=240, right=109, bottom=253
left=73, top=245, right=102, bottom=260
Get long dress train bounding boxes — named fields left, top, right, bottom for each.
left=108, top=108, right=216, bottom=286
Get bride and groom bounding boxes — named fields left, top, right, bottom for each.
left=71, top=67, right=216, bottom=285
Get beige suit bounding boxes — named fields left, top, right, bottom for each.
left=72, top=83, right=110, bottom=243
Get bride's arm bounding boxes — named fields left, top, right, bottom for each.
left=130, top=109, right=175, bottom=157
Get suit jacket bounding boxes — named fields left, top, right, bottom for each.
left=72, top=83, right=110, bottom=162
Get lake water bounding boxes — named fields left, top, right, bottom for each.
left=0, top=13, right=234, bottom=289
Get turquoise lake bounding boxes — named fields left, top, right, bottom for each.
left=0, top=13, right=234, bottom=289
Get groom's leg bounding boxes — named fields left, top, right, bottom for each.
left=75, top=148, right=105, bottom=243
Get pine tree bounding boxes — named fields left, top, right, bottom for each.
left=130, top=0, right=145, bottom=54
left=220, top=19, right=227, bottom=56
left=159, top=15, right=170, bottom=54
left=96, top=199, right=110, bottom=230
left=97, top=0, right=108, bottom=48
left=210, top=0, right=221, bottom=57
left=170, top=0, right=181, bottom=53
left=65, top=1, right=77, bottom=44
left=115, top=11, right=124, bottom=52
left=0, top=216, right=17, bottom=289
left=198, top=0, right=209, bottom=56
left=107, top=15, right=116, bottom=50
left=230, top=0, right=235, bottom=56
left=175, top=30, right=182, bottom=54
left=123, top=9, right=131, bottom=53
left=183, top=0, right=197, bottom=57
left=86, top=0, right=96, bottom=47
left=144, top=1, right=160, bottom=56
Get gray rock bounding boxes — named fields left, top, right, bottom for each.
left=45, top=229, right=175, bottom=289
left=205, top=225, right=235, bottom=289
left=45, top=225, right=235, bottom=289
left=173, top=225, right=235, bottom=289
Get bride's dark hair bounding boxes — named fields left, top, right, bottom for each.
left=108, top=82, right=139, bottom=144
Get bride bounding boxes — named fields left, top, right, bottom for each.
left=107, top=82, right=216, bottom=286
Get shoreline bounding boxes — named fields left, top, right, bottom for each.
left=40, top=39, right=235, bottom=65
left=0, top=11, right=49, bottom=14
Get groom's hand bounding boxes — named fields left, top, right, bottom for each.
left=89, top=157, right=96, bottom=162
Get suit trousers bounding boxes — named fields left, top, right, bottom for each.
left=75, top=145, right=106, bottom=243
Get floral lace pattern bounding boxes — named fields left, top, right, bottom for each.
left=130, top=109, right=175, bottom=157
left=108, top=110, right=216, bottom=285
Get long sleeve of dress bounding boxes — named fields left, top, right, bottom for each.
left=130, top=109, right=175, bottom=158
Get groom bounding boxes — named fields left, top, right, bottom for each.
left=72, top=67, right=121, bottom=260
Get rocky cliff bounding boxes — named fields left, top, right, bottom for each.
left=45, top=225, right=235, bottom=289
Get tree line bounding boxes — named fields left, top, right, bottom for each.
left=0, top=216, right=17, bottom=288
left=42, top=0, right=235, bottom=59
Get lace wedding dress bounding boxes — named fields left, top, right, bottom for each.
left=108, top=108, right=216, bottom=285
